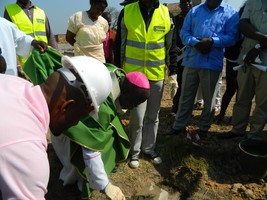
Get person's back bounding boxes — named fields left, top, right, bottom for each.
left=0, top=74, right=48, bottom=149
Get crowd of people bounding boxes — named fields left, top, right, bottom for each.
left=0, top=0, right=266, bottom=199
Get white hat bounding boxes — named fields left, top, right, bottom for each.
left=60, top=56, right=112, bottom=119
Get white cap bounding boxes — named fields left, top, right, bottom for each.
left=61, top=56, right=112, bottom=119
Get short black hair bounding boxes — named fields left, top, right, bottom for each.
left=90, top=0, right=108, bottom=7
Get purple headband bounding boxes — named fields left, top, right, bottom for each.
left=125, top=72, right=150, bottom=89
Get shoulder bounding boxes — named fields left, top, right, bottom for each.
left=244, top=0, right=262, bottom=11
left=0, top=17, right=16, bottom=28
left=98, top=16, right=108, bottom=27
left=70, top=11, right=83, bottom=19
left=221, top=2, right=238, bottom=13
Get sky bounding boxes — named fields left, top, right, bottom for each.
left=0, top=0, right=245, bottom=34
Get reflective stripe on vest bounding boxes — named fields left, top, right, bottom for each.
left=5, top=4, right=48, bottom=67
left=124, top=3, right=171, bottom=81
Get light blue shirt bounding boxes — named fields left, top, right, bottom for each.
left=180, top=2, right=239, bottom=71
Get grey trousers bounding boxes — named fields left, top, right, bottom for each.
left=173, top=67, right=221, bottom=131
left=128, top=80, right=164, bottom=159
left=232, top=65, right=267, bottom=134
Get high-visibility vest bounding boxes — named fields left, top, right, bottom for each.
left=5, top=4, right=48, bottom=67
left=124, top=2, right=171, bottom=81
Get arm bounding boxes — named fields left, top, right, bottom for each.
left=179, top=11, right=200, bottom=47
left=66, top=14, right=77, bottom=46
left=211, top=11, right=239, bottom=48
left=114, top=10, right=123, bottom=67
left=66, top=30, right=76, bottom=46
left=166, top=13, right=177, bottom=75
left=120, top=12, right=127, bottom=69
left=45, top=16, right=59, bottom=50
left=3, top=9, right=12, bottom=22
left=239, top=19, right=267, bottom=48
left=82, top=148, right=125, bottom=199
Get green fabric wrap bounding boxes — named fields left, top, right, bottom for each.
left=65, top=94, right=130, bottom=199
left=23, top=47, right=62, bottom=85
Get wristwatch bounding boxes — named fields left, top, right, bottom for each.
left=255, top=44, right=261, bottom=50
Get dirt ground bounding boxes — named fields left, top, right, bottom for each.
left=45, top=78, right=267, bottom=200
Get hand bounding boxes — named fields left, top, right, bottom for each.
left=195, top=38, right=213, bottom=54
left=31, top=40, right=47, bottom=53
left=17, top=66, right=32, bottom=82
left=168, top=74, right=178, bottom=99
left=104, top=183, right=126, bottom=200
left=243, top=47, right=261, bottom=65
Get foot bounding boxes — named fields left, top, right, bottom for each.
left=214, top=114, right=224, bottom=124
left=143, top=152, right=162, bottom=165
left=129, top=158, right=139, bottom=168
left=193, top=102, right=203, bottom=110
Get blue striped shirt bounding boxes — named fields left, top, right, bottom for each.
left=180, top=2, right=239, bottom=71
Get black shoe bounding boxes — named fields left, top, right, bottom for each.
left=193, top=102, right=203, bottom=110
left=217, top=131, right=244, bottom=139
left=214, top=115, right=224, bottom=124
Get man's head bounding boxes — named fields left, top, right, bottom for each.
left=16, top=0, right=30, bottom=7
left=44, top=56, right=112, bottom=136
left=119, top=72, right=150, bottom=109
left=120, top=0, right=138, bottom=6
left=206, top=0, right=222, bottom=10
left=180, top=0, right=193, bottom=15
left=140, top=0, right=159, bottom=9
left=0, top=48, right=7, bottom=74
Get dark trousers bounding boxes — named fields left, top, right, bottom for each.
left=172, top=61, right=184, bottom=113
left=218, top=59, right=238, bottom=117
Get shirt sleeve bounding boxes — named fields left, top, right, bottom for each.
left=120, top=13, right=127, bottom=69
left=45, top=16, right=59, bottom=50
left=240, top=0, right=250, bottom=20
left=180, top=10, right=200, bottom=47
left=212, top=10, right=239, bottom=48
left=67, top=13, right=78, bottom=34
left=11, top=22, right=34, bottom=59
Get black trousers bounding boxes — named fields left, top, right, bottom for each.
left=218, top=59, right=238, bottom=117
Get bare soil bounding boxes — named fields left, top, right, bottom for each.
left=45, top=79, right=267, bottom=200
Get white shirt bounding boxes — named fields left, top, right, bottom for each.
left=0, top=17, right=33, bottom=76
